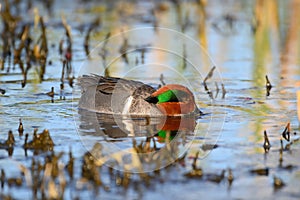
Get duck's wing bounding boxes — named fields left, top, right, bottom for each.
left=78, top=74, right=154, bottom=95
left=78, top=75, right=117, bottom=93
left=78, top=74, right=156, bottom=114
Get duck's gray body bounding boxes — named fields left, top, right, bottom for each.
left=78, top=75, right=162, bottom=116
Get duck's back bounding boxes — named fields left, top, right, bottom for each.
left=78, top=75, right=162, bottom=116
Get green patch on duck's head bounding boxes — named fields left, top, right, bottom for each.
left=145, top=89, right=189, bottom=104
left=157, top=90, right=179, bottom=103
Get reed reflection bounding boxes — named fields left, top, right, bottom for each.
left=78, top=109, right=197, bottom=172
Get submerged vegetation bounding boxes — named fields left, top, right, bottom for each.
left=0, top=117, right=298, bottom=199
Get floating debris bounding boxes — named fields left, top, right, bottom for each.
left=184, top=151, right=203, bottom=178
left=7, top=177, right=22, bottom=187
left=6, top=130, right=15, bottom=147
left=18, top=118, right=24, bottom=136
left=46, top=87, right=54, bottom=103
left=47, top=87, right=54, bottom=97
left=24, top=129, right=54, bottom=151
left=205, top=170, right=225, bottom=184
left=273, top=176, right=285, bottom=190
left=279, top=163, right=296, bottom=171
left=282, top=122, right=290, bottom=142
left=0, top=130, right=15, bottom=156
left=201, top=143, right=218, bottom=151
left=81, top=151, right=101, bottom=186
left=184, top=167, right=203, bottom=178
left=227, top=168, right=234, bottom=186
left=0, top=130, right=15, bottom=148
left=0, top=88, right=6, bottom=95
left=250, top=167, right=269, bottom=176
left=265, top=75, right=272, bottom=96
left=59, top=83, right=65, bottom=100
left=263, top=130, right=271, bottom=152
left=66, top=148, right=74, bottom=179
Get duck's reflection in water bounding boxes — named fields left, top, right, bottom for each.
left=78, top=109, right=197, bottom=172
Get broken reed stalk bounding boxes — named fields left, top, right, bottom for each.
left=61, top=15, right=72, bottom=50
left=221, top=83, right=226, bottom=99
left=141, top=48, right=145, bottom=64
left=182, top=43, right=187, bottom=69
left=119, top=37, right=129, bottom=64
left=1, top=0, right=21, bottom=71
left=282, top=122, right=290, bottom=142
left=263, top=130, right=271, bottom=152
left=203, top=66, right=217, bottom=99
left=61, top=60, right=66, bottom=83
left=84, top=28, right=92, bottom=57
left=84, top=17, right=101, bottom=57
left=265, top=75, right=272, bottom=96
left=18, top=118, right=24, bottom=136
left=297, top=91, right=300, bottom=126
left=59, top=39, right=63, bottom=55
left=15, top=25, right=32, bottom=88
left=160, top=74, right=166, bottom=86
left=14, top=25, right=29, bottom=62
left=203, top=66, right=216, bottom=83
left=215, top=82, right=219, bottom=98
left=100, top=32, right=111, bottom=77
left=181, top=11, right=190, bottom=33
left=192, top=151, right=199, bottom=170
left=60, top=16, right=74, bottom=87
left=39, top=17, right=48, bottom=55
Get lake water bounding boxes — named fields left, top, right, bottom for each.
left=0, top=0, right=300, bottom=199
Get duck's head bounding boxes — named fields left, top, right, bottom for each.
left=144, top=84, right=200, bottom=116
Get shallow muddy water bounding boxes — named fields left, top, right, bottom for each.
left=0, top=0, right=300, bottom=199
